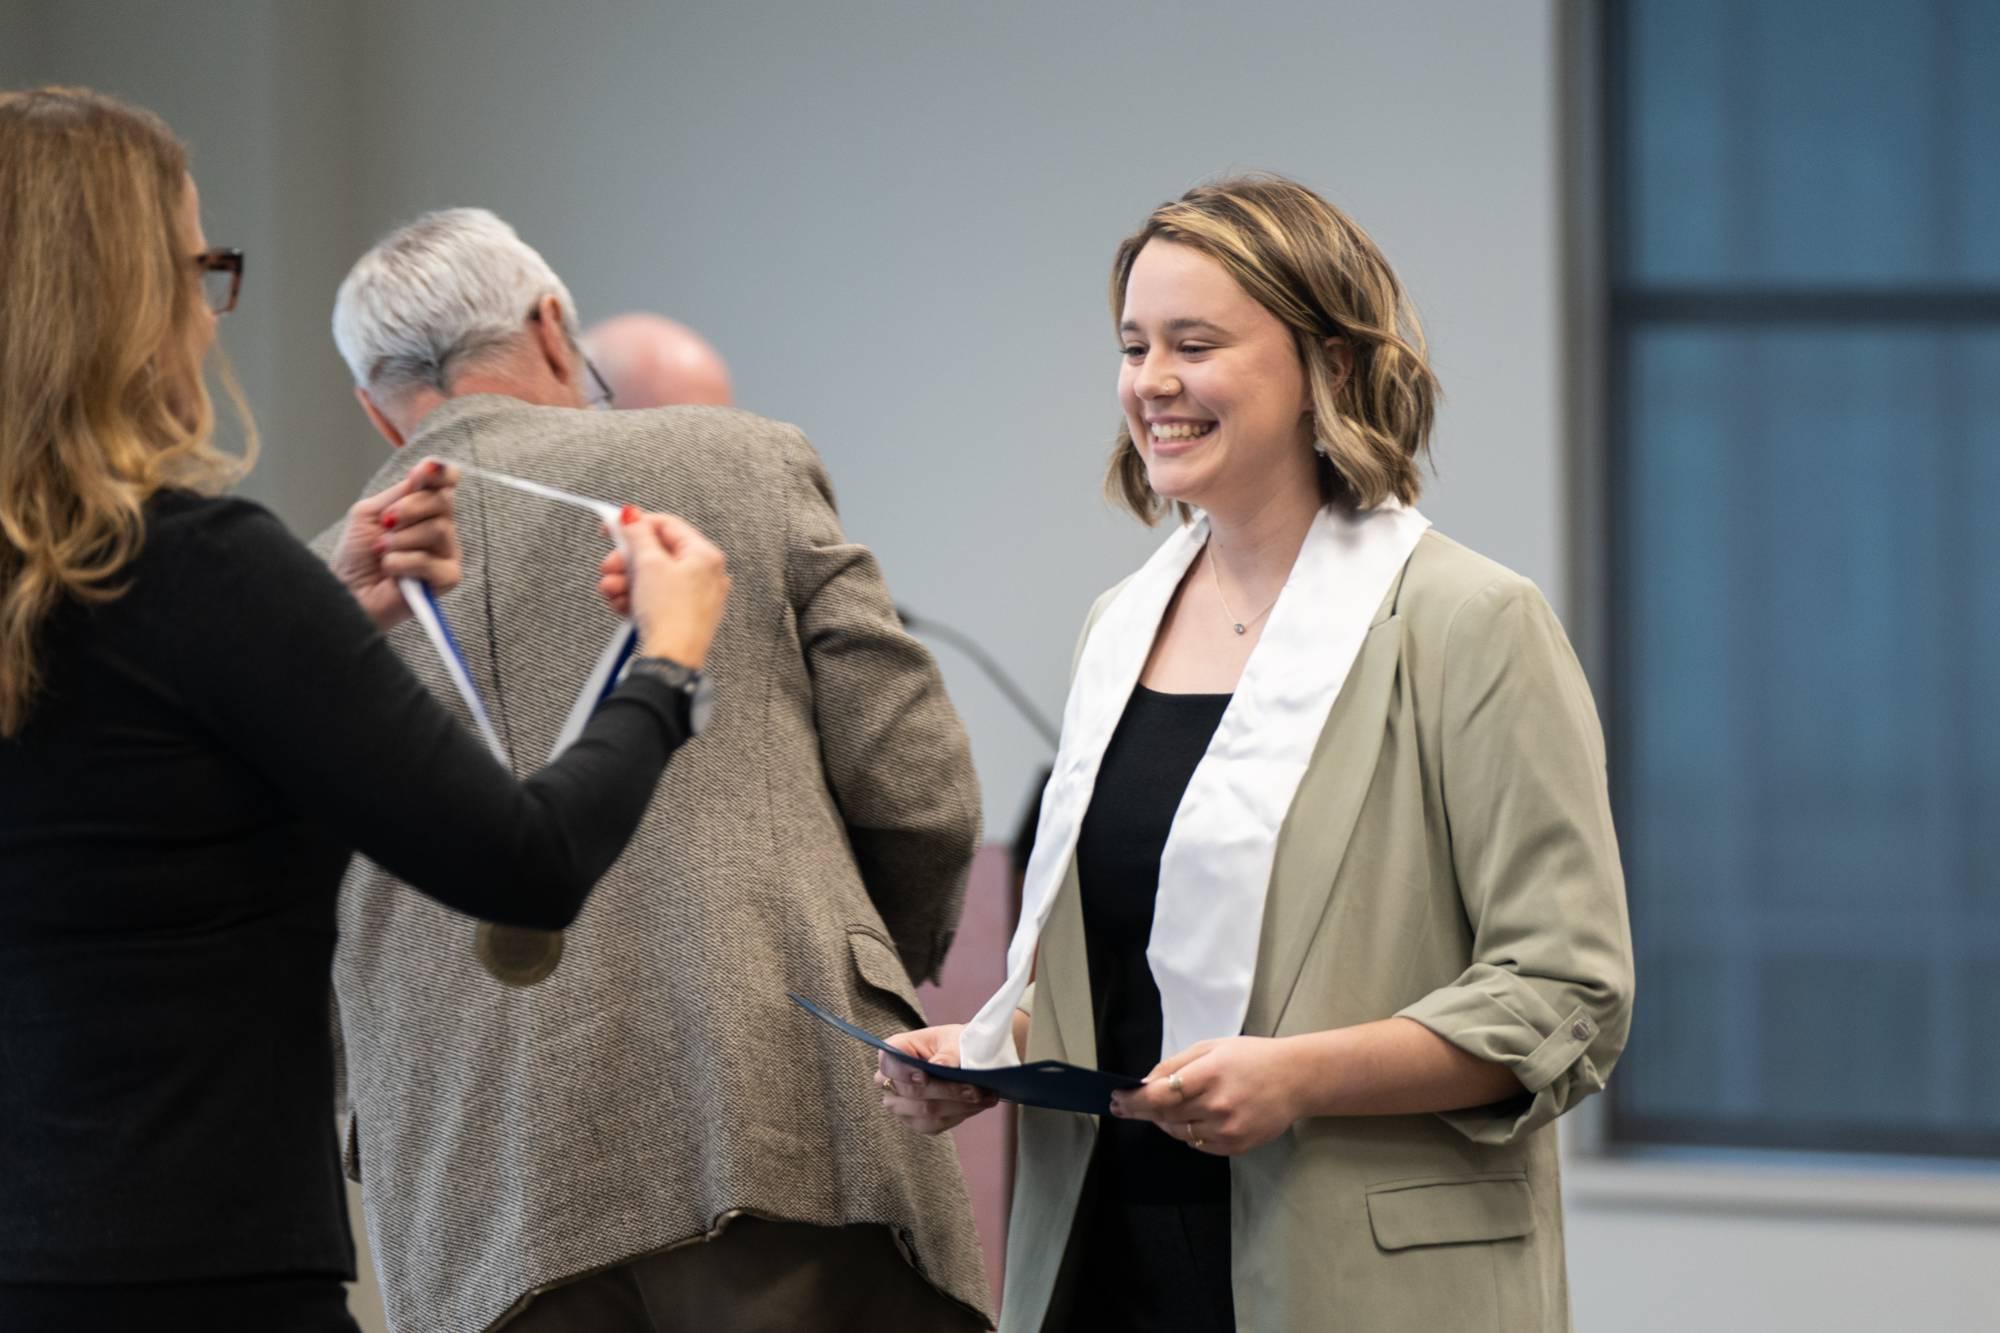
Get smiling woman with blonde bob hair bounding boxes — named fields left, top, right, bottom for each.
left=881, top=174, right=1632, bottom=1333
left=1103, top=174, right=1438, bottom=525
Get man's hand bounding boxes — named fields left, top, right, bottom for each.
left=331, top=459, right=462, bottom=630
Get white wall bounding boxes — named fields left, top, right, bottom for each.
left=9, top=3, right=1995, bottom=1331
left=0, top=2, right=32, bottom=86
left=12, top=0, right=1564, bottom=840
left=9, top=0, right=1570, bottom=838
left=341, top=0, right=1566, bottom=842
left=1566, top=1165, right=2000, bottom=1331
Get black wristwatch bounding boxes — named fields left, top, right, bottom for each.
left=624, top=654, right=714, bottom=736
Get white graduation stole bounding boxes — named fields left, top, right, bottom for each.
left=959, top=502, right=1430, bottom=1069
left=395, top=465, right=641, bottom=988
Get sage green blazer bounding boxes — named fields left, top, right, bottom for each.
left=1001, top=529, right=1633, bottom=1333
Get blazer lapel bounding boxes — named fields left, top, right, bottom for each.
left=1240, top=611, right=1407, bottom=1038
left=1036, top=860, right=1097, bottom=1071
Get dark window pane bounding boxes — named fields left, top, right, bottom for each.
left=1611, top=328, right=2000, bottom=1156
left=1758, top=957, right=1934, bottom=1130
left=1622, top=0, right=2000, bottom=285
left=1611, top=0, right=2000, bottom=1161
left=1968, top=964, right=2000, bottom=1119
left=1624, top=0, right=1734, bottom=280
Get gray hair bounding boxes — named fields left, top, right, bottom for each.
left=331, top=208, right=581, bottom=398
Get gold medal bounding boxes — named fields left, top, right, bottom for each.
left=476, top=922, right=564, bottom=987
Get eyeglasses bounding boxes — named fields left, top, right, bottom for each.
left=583, top=353, right=615, bottom=409
left=194, top=248, right=243, bottom=315
left=526, top=303, right=615, bottom=408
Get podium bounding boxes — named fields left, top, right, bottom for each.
left=917, top=843, right=1019, bottom=1308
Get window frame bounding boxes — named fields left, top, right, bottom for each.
left=1562, top=0, right=2000, bottom=1189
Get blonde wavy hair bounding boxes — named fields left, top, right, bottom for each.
left=1106, top=174, right=1439, bottom=525
left=0, top=87, right=254, bottom=736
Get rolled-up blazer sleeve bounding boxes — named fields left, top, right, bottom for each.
left=1395, top=574, right=1635, bottom=1144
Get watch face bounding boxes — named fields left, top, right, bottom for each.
left=689, top=676, right=716, bottom=735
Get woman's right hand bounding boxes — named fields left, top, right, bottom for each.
left=877, top=1024, right=1000, bottom=1135
left=605, top=508, right=730, bottom=668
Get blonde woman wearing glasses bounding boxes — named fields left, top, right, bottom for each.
left=882, top=176, right=1632, bottom=1333
left=0, top=87, right=728, bottom=1331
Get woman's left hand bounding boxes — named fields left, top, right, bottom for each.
left=332, top=459, right=462, bottom=630
left=1109, top=1036, right=1306, bottom=1157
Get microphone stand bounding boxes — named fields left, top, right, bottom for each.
left=896, top=606, right=1058, bottom=907
left=896, top=607, right=1059, bottom=750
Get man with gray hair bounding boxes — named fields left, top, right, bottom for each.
left=323, top=209, right=990, bottom=1332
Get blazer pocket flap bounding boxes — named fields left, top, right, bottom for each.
left=847, top=929, right=923, bottom=1019
left=1366, top=1175, right=1535, bottom=1251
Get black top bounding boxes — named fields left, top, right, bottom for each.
left=1075, top=683, right=1233, bottom=1206
left=0, top=491, right=688, bottom=1283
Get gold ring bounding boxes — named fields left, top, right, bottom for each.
left=1168, top=1072, right=1185, bottom=1099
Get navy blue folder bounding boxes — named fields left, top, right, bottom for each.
left=788, top=992, right=1143, bottom=1115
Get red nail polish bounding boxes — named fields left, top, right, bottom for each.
left=427, top=460, right=445, bottom=477
left=382, top=512, right=398, bottom=529
left=619, top=504, right=639, bottom=524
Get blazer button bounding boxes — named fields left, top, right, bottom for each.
left=1571, top=1020, right=1591, bottom=1041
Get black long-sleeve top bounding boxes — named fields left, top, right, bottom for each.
left=0, top=490, right=689, bottom=1283
left=1075, top=683, right=1234, bottom=1206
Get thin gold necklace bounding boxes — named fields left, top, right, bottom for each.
left=1207, top=546, right=1282, bottom=636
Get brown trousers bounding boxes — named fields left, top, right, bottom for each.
left=495, top=1218, right=988, bottom=1333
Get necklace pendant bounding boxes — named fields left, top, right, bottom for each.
left=1233, top=623, right=1246, bottom=635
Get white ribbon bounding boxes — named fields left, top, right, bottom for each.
left=397, top=464, right=637, bottom=770
left=959, top=502, right=1430, bottom=1069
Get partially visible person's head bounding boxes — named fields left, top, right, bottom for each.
left=583, top=313, right=733, bottom=409
left=333, top=208, right=597, bottom=442
left=0, top=86, right=252, bottom=736
left=1105, top=174, right=1439, bottom=525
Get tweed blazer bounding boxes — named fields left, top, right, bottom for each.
left=1001, top=529, right=1633, bottom=1333
left=324, top=396, right=990, bottom=1332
